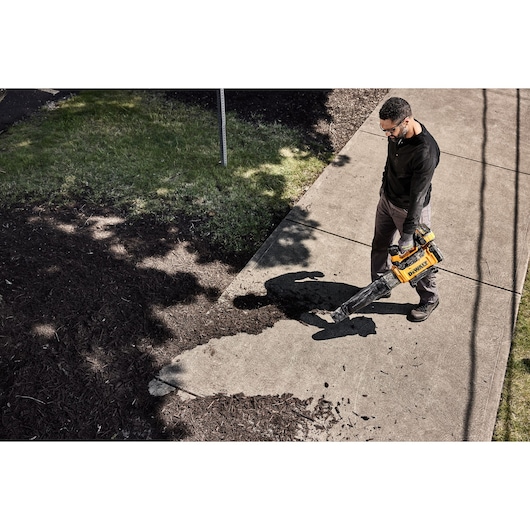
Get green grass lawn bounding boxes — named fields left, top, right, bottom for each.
left=493, top=267, right=530, bottom=441
left=0, top=90, right=331, bottom=256
left=1, top=89, right=529, bottom=440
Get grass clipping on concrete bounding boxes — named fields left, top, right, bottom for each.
left=0, top=90, right=330, bottom=256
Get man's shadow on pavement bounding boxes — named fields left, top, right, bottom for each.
left=233, top=271, right=415, bottom=341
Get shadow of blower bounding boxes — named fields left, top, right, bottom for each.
left=233, top=271, right=414, bottom=341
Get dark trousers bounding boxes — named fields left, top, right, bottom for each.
left=371, top=192, right=439, bottom=305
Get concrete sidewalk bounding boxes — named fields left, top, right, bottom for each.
left=150, top=89, right=530, bottom=441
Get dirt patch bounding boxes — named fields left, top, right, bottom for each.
left=0, top=89, right=388, bottom=440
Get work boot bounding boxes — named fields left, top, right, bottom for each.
left=408, top=299, right=439, bottom=322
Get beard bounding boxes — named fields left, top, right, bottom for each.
left=389, top=124, right=408, bottom=143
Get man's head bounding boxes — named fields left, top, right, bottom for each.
left=379, top=97, right=413, bottom=142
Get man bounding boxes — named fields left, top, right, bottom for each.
left=372, top=96, right=441, bottom=322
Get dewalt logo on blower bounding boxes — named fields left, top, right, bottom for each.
left=408, top=260, right=428, bottom=277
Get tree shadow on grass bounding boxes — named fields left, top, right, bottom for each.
left=166, top=89, right=335, bottom=154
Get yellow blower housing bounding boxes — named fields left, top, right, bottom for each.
left=389, top=224, right=443, bottom=285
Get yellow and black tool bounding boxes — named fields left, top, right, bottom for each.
left=331, top=224, right=443, bottom=323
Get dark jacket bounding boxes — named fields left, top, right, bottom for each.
left=382, top=122, right=440, bottom=234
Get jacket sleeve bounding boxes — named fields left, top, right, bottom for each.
left=381, top=158, right=389, bottom=195
left=402, top=145, right=437, bottom=234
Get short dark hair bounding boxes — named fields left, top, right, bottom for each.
left=379, top=97, right=412, bottom=123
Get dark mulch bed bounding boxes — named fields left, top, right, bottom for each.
left=0, top=89, right=388, bottom=441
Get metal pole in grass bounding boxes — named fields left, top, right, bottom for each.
left=217, top=89, right=228, bottom=167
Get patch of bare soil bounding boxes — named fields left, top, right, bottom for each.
left=0, top=89, right=388, bottom=440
